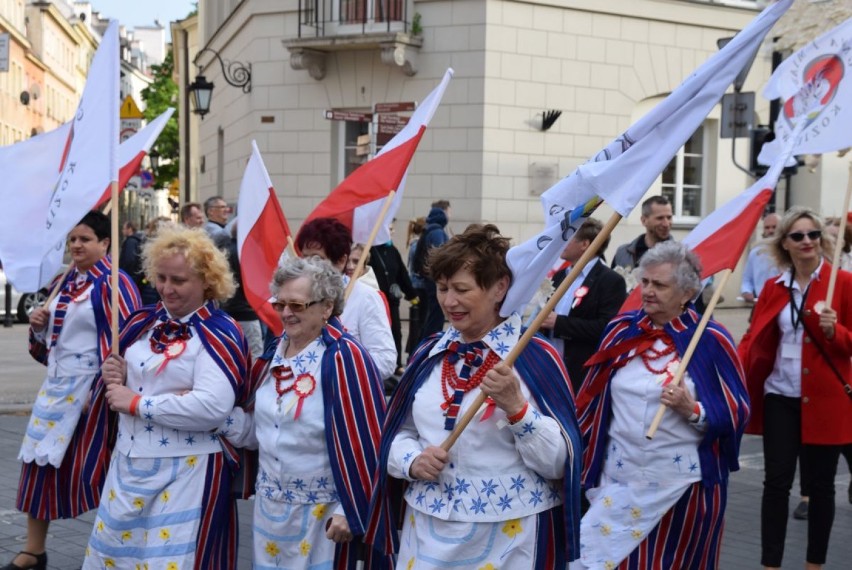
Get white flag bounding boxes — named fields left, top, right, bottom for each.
left=501, top=0, right=793, bottom=317
left=758, top=17, right=852, bottom=165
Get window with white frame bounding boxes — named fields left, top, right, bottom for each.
left=337, top=0, right=404, bottom=24
left=337, top=119, right=371, bottom=181
left=661, top=125, right=705, bottom=223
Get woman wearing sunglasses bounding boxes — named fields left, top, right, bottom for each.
left=739, top=206, right=852, bottom=570
left=220, top=255, right=391, bottom=568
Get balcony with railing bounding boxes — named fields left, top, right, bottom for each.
left=284, top=0, right=422, bottom=80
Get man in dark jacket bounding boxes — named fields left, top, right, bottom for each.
left=611, top=195, right=673, bottom=272
left=412, top=201, right=450, bottom=342
left=118, top=221, right=145, bottom=290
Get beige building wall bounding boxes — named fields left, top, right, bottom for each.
left=194, top=0, right=840, bottom=305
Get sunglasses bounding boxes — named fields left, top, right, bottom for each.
left=786, top=230, right=822, bottom=242
left=271, top=299, right=320, bottom=313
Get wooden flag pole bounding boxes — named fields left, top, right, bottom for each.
left=645, top=268, right=732, bottom=440
left=440, top=211, right=623, bottom=451
left=43, top=263, right=74, bottom=308
left=825, top=161, right=852, bottom=310
left=287, top=235, right=298, bottom=259
left=109, top=180, right=120, bottom=350
left=343, top=190, right=396, bottom=302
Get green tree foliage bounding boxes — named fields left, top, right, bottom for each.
left=141, top=49, right=179, bottom=189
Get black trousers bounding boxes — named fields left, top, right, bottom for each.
left=761, top=394, right=841, bottom=566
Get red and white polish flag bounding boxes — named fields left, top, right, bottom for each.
left=305, top=68, right=454, bottom=245
left=237, top=141, right=293, bottom=337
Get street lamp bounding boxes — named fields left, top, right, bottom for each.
left=190, top=47, right=251, bottom=118
left=149, top=148, right=160, bottom=176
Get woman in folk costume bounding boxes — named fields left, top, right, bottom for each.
left=365, top=224, right=582, bottom=569
left=738, top=207, right=852, bottom=570
left=82, top=227, right=249, bottom=570
left=573, top=241, right=749, bottom=570
left=219, top=255, right=390, bottom=568
left=2, top=211, right=140, bottom=570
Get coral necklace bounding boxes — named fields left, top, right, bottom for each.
left=640, top=341, right=677, bottom=374
left=441, top=350, right=500, bottom=429
left=271, top=365, right=316, bottom=419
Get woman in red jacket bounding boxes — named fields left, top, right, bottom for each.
left=739, top=206, right=852, bottom=570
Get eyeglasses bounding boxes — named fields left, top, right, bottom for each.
left=209, top=205, right=230, bottom=210
left=271, top=299, right=320, bottom=313
left=786, top=230, right=822, bottom=242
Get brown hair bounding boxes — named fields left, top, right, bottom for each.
left=427, top=223, right=511, bottom=290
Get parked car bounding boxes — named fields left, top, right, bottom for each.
left=0, top=267, right=50, bottom=324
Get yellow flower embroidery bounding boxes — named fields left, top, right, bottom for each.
left=161, top=490, right=170, bottom=503
left=166, top=563, right=179, bottom=570
left=604, top=562, right=616, bottom=570
left=160, top=528, right=171, bottom=541
left=478, top=564, right=497, bottom=570
left=409, top=513, right=416, bottom=526
left=56, top=435, right=65, bottom=443
left=47, top=420, right=55, bottom=428
left=121, top=530, right=132, bottom=542
left=603, top=496, right=613, bottom=507
left=631, top=506, right=642, bottom=519
left=96, top=521, right=104, bottom=532
left=104, top=560, right=116, bottom=568
left=299, top=539, right=311, bottom=556
left=311, top=504, right=327, bottom=520
left=265, top=541, right=280, bottom=557
left=406, top=558, right=415, bottom=570
left=33, top=419, right=40, bottom=426
left=133, top=497, right=145, bottom=510
left=108, top=489, right=116, bottom=501
left=501, top=519, right=523, bottom=538
left=600, top=524, right=612, bottom=536
left=186, top=456, right=198, bottom=467
left=631, top=529, right=643, bottom=540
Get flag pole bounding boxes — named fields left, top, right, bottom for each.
left=343, top=190, right=396, bottom=302
left=287, top=235, right=298, bottom=259
left=440, top=211, right=623, bottom=452
left=42, top=263, right=74, bottom=308
left=644, top=268, right=732, bottom=439
left=826, top=161, right=852, bottom=309
left=109, top=180, right=120, bottom=349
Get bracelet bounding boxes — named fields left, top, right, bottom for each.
left=129, top=395, right=141, bottom=417
left=688, top=402, right=701, bottom=423
left=507, top=401, right=529, bottom=424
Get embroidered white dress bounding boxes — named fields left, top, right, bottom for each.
left=83, top=312, right=235, bottom=570
left=573, top=340, right=703, bottom=570
left=19, top=276, right=99, bottom=468
left=224, top=336, right=342, bottom=569
left=388, top=315, right=568, bottom=569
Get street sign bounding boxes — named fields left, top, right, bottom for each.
left=377, top=114, right=410, bottom=146
left=120, top=95, right=144, bottom=119
left=720, top=92, right=755, bottom=139
left=119, top=126, right=138, bottom=143
left=140, top=170, right=154, bottom=188
left=374, top=101, right=416, bottom=114
left=324, top=109, right=372, bottom=122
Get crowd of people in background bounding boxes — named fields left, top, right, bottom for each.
left=2, top=193, right=851, bottom=570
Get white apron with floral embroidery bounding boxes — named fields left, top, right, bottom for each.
left=572, top=342, right=702, bottom=570
left=252, top=337, right=342, bottom=570
left=83, top=452, right=211, bottom=570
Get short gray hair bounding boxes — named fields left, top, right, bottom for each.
left=271, top=256, right=345, bottom=317
left=637, top=241, right=702, bottom=296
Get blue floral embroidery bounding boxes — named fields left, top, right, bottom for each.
left=673, top=454, right=683, bottom=465
left=144, top=399, right=154, bottom=408
left=529, top=490, right=543, bottom=506
left=306, top=491, right=319, bottom=503
left=143, top=412, right=153, bottom=420
left=488, top=329, right=501, bottom=341
left=429, top=498, right=446, bottom=514
left=317, top=476, right=329, bottom=488
left=522, top=422, right=536, bottom=435
left=470, top=497, right=487, bottom=515
left=495, top=341, right=510, bottom=355
left=424, top=481, right=439, bottom=492
left=293, top=478, right=306, bottom=490
left=283, top=490, right=295, bottom=503
left=184, top=435, right=195, bottom=445
left=443, top=482, right=454, bottom=500
left=616, top=459, right=624, bottom=470
left=497, top=494, right=513, bottom=511
left=403, top=451, right=414, bottom=463
left=689, top=462, right=699, bottom=472
left=264, top=488, right=274, bottom=499
left=158, top=436, right=169, bottom=447
left=144, top=423, right=154, bottom=433
left=510, top=475, right=526, bottom=492
left=532, top=409, right=541, bottom=420
left=480, top=479, right=497, bottom=497
left=454, top=477, right=471, bottom=495
left=502, top=322, right=516, bottom=336
left=415, top=492, right=426, bottom=506
left=453, top=499, right=462, bottom=512
left=225, top=416, right=235, bottom=426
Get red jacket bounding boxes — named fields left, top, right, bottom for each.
left=739, top=263, right=852, bottom=445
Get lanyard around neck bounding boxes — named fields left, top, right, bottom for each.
left=788, top=269, right=812, bottom=333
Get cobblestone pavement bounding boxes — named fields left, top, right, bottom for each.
left=0, top=309, right=850, bottom=568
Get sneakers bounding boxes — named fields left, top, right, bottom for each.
left=792, top=499, right=809, bottom=520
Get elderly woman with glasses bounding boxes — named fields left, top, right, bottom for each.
left=573, top=241, right=749, bottom=570
left=220, top=255, right=390, bottom=568
left=739, top=206, right=852, bottom=570
left=82, top=227, right=249, bottom=570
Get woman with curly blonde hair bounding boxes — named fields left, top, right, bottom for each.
left=82, top=227, right=250, bottom=570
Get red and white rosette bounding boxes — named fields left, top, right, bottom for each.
left=281, top=373, right=317, bottom=420
left=571, top=285, right=589, bottom=309
left=147, top=340, right=187, bottom=375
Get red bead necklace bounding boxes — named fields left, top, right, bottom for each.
left=440, top=350, right=500, bottom=409
left=271, top=365, right=295, bottom=400
left=640, top=342, right=677, bottom=374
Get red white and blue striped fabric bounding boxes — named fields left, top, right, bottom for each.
left=18, top=256, right=140, bottom=520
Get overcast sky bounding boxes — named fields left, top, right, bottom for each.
left=87, top=0, right=196, bottom=40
